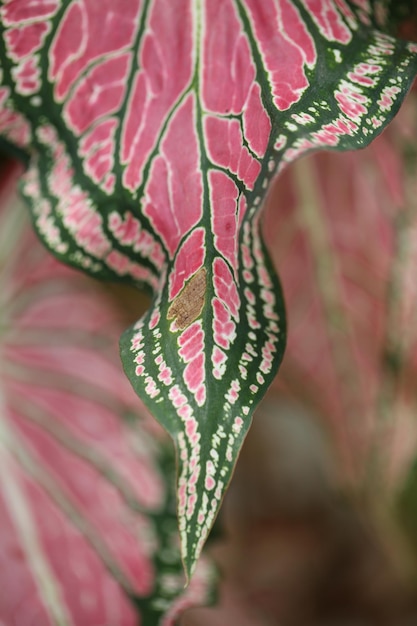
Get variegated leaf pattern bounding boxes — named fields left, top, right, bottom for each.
left=0, top=0, right=416, bottom=577
left=0, top=172, right=216, bottom=626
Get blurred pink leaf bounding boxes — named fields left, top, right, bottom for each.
left=265, top=91, right=417, bottom=487
left=0, top=164, right=216, bottom=625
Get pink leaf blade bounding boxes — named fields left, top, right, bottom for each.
left=0, top=0, right=417, bottom=580
left=0, top=189, right=217, bottom=624
left=265, top=93, right=417, bottom=486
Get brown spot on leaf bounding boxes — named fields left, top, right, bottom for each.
left=167, top=268, right=206, bottom=330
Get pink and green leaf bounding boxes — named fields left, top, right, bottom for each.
left=0, top=172, right=216, bottom=625
left=0, top=1, right=417, bottom=577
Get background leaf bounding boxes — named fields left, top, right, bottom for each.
left=265, top=88, right=417, bottom=493
left=0, top=1, right=417, bottom=575
left=0, top=164, right=216, bottom=625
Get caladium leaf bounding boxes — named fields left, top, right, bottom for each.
left=265, top=92, right=417, bottom=489
left=0, top=1, right=417, bottom=577
left=0, top=172, right=216, bottom=625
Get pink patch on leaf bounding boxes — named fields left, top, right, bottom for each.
left=178, top=404, right=192, bottom=420
left=11, top=56, right=41, bottom=95
left=148, top=309, right=160, bottom=330
left=205, top=117, right=260, bottom=190
left=49, top=0, right=141, bottom=101
left=169, top=385, right=188, bottom=409
left=242, top=83, right=271, bottom=158
left=212, top=298, right=237, bottom=350
left=238, top=195, right=248, bottom=230
left=212, top=346, right=227, bottom=367
left=121, top=0, right=193, bottom=190
left=64, top=53, right=131, bottom=135
left=209, top=171, right=240, bottom=273
left=302, top=0, right=352, bottom=44
left=185, top=418, right=198, bottom=439
left=178, top=322, right=206, bottom=406
left=213, top=257, right=240, bottom=319
left=4, top=22, right=50, bottom=60
left=282, top=123, right=344, bottom=155
left=178, top=322, right=204, bottom=363
left=205, top=476, right=215, bottom=491
left=335, top=82, right=368, bottom=120
left=1, top=0, right=60, bottom=26
left=244, top=0, right=316, bottom=110
left=378, top=86, right=401, bottom=112
left=348, top=71, right=375, bottom=87
left=142, top=94, right=203, bottom=257
left=79, top=119, right=119, bottom=190
left=106, top=250, right=131, bottom=274
left=80, top=119, right=118, bottom=156
left=202, top=0, right=255, bottom=114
